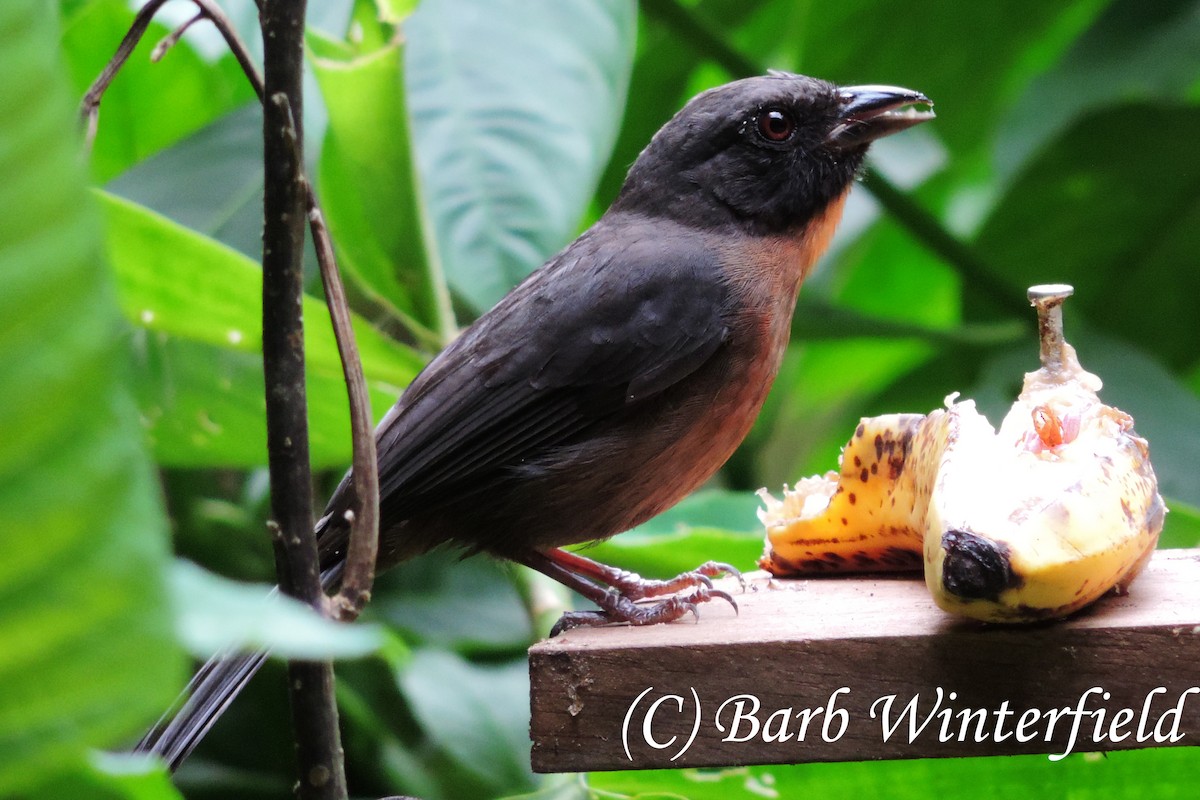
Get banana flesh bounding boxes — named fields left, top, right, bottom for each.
left=759, top=286, right=1164, bottom=622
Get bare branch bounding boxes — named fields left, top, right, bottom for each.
left=309, top=202, right=380, bottom=622
left=151, top=10, right=204, bottom=62
left=190, top=0, right=265, bottom=99
left=79, top=0, right=171, bottom=149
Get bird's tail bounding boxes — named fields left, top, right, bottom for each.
left=134, top=648, right=269, bottom=771
left=136, top=557, right=346, bottom=771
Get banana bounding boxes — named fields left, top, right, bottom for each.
left=759, top=285, right=1165, bottom=622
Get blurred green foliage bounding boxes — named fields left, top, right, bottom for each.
left=12, top=0, right=1200, bottom=796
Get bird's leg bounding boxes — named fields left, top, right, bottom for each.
left=518, top=549, right=742, bottom=635
left=543, top=547, right=744, bottom=598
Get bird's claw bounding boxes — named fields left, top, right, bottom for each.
left=693, top=560, right=746, bottom=590
left=607, top=561, right=744, bottom=601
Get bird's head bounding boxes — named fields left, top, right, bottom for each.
left=613, top=72, right=934, bottom=235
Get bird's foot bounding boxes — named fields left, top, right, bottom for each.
left=550, top=583, right=737, bottom=636
left=606, top=559, right=745, bottom=600
left=522, top=548, right=744, bottom=636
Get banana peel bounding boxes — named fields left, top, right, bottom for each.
left=759, top=285, right=1165, bottom=623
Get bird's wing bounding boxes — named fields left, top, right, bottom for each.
left=361, top=228, right=732, bottom=521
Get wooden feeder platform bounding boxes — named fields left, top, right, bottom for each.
left=529, top=549, right=1200, bottom=772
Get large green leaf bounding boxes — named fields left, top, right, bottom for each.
left=975, top=104, right=1200, bottom=373
left=101, top=191, right=422, bottom=387
left=996, top=0, right=1200, bottom=184
left=28, top=752, right=182, bottom=800
left=105, top=103, right=265, bottom=261
left=128, top=330, right=405, bottom=468
left=582, top=491, right=765, bottom=577
left=371, top=551, right=534, bottom=656
left=0, top=1, right=183, bottom=791
left=311, top=26, right=453, bottom=342
left=405, top=0, right=637, bottom=311
left=100, top=192, right=425, bottom=466
left=170, top=560, right=382, bottom=659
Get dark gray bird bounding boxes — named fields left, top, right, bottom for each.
left=139, top=72, right=933, bottom=769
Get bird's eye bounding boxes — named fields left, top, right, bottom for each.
left=756, top=108, right=796, bottom=142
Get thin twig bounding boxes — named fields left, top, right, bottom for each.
left=640, top=0, right=1023, bottom=315
left=79, top=0, right=172, bottom=149
left=196, top=2, right=382, bottom=597
left=310, top=200, right=380, bottom=622
left=152, top=10, right=204, bottom=62
left=190, top=0, right=265, bottom=98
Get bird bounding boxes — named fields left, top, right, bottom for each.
left=138, top=71, right=934, bottom=769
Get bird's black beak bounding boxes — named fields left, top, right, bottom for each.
left=826, top=85, right=935, bottom=149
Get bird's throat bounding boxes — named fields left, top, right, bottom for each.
left=726, top=186, right=850, bottom=301
left=793, top=186, right=850, bottom=284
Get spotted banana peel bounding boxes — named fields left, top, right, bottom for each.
left=759, top=285, right=1165, bottom=622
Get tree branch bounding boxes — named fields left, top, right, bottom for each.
left=259, top=0, right=346, bottom=796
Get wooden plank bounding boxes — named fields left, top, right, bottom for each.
left=529, top=548, right=1200, bottom=772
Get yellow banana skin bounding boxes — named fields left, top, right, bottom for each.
left=760, top=287, right=1164, bottom=623
left=757, top=413, right=934, bottom=574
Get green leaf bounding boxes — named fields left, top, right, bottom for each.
left=589, top=748, right=1200, bottom=800
left=975, top=104, right=1200, bottom=372
left=170, top=560, right=382, bottom=659
left=105, top=103, right=265, bottom=261
left=636, top=490, right=764, bottom=536
left=398, top=649, right=536, bottom=798
left=129, top=333, right=403, bottom=468
left=406, top=0, right=637, bottom=311
left=1160, top=498, right=1200, bottom=549
left=583, top=529, right=763, bottom=582
left=61, top=0, right=256, bottom=181
left=578, top=492, right=764, bottom=579
left=371, top=551, right=534, bottom=655
left=996, top=0, right=1200, bottom=183
left=101, top=190, right=423, bottom=388
left=791, top=295, right=1025, bottom=347
left=311, top=26, right=453, bottom=343
left=27, top=752, right=183, bottom=800
left=100, top=191, right=425, bottom=466
left=0, top=1, right=183, bottom=792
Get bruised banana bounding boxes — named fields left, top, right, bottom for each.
left=758, top=285, right=1165, bottom=622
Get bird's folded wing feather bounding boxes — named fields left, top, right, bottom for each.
left=339, top=230, right=732, bottom=524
